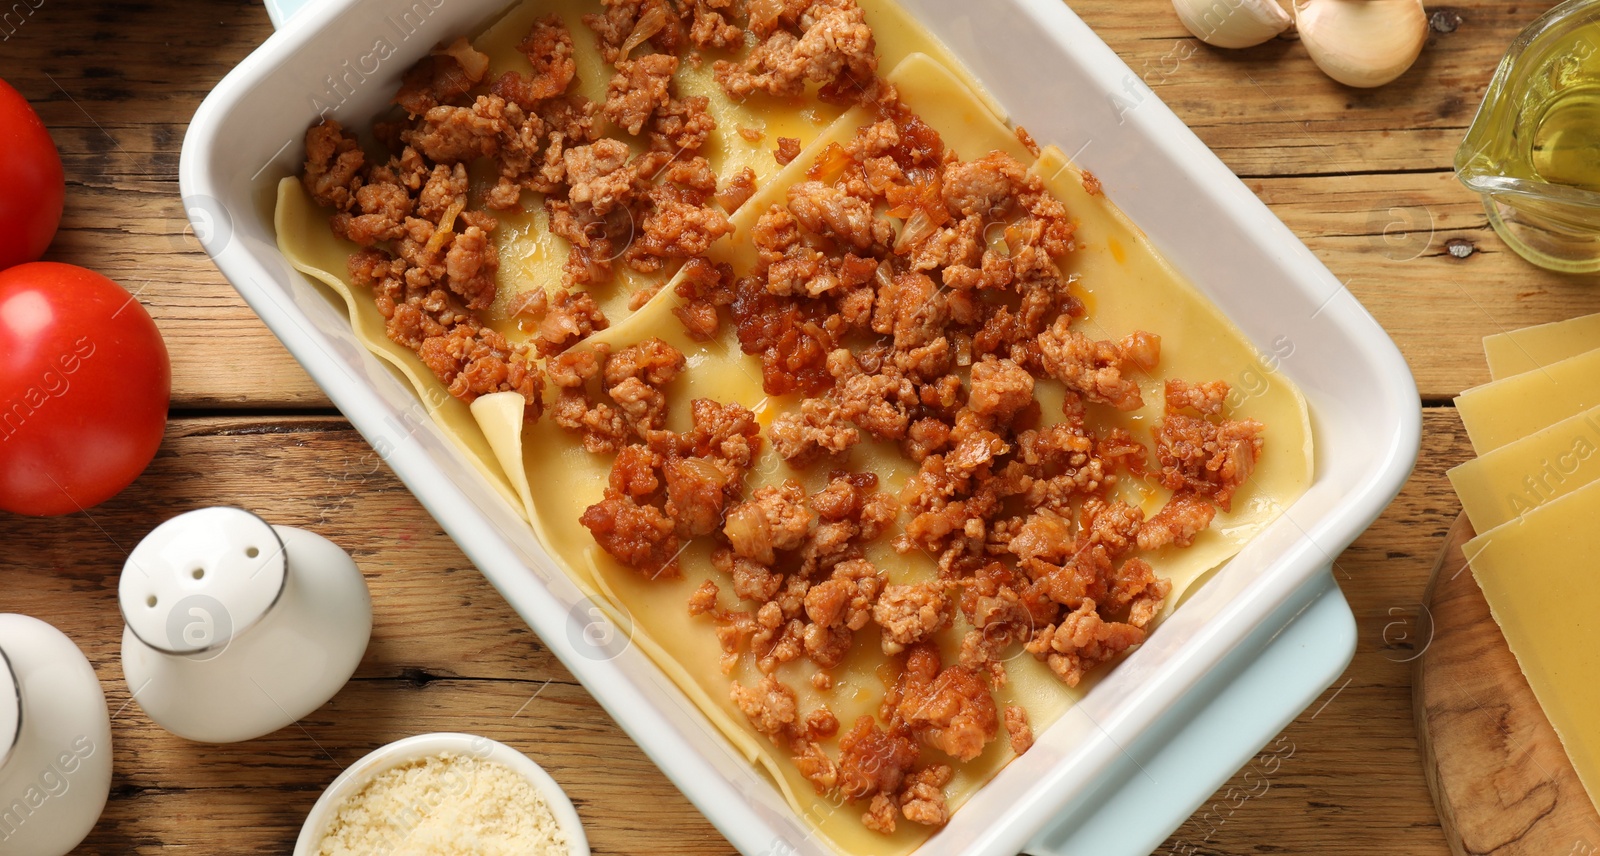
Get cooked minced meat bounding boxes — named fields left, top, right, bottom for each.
left=301, top=3, right=1270, bottom=837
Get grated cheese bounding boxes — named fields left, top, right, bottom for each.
left=316, top=752, right=571, bottom=856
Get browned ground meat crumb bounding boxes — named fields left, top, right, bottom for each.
left=716, top=547, right=781, bottom=603
left=685, top=0, right=743, bottom=48
left=1154, top=383, right=1264, bottom=511
left=717, top=166, right=759, bottom=211
left=584, top=0, right=689, bottom=65
left=580, top=490, right=683, bottom=578
left=342, top=184, right=542, bottom=421
left=775, top=136, right=802, bottom=165
left=672, top=255, right=736, bottom=340
left=394, top=37, right=491, bottom=116
left=747, top=0, right=811, bottom=37
left=582, top=394, right=763, bottom=576
left=403, top=95, right=512, bottom=164
left=563, top=138, right=640, bottom=214
left=548, top=345, right=634, bottom=454
left=419, top=323, right=544, bottom=411
left=1165, top=377, right=1230, bottom=416
left=803, top=558, right=883, bottom=667
left=1138, top=491, right=1216, bottom=551
left=898, top=765, right=953, bottom=827
left=863, top=793, right=898, bottom=834
left=805, top=559, right=880, bottom=620
left=968, top=357, right=1035, bottom=424
left=628, top=281, right=664, bottom=311
left=873, top=583, right=951, bottom=654
left=1097, top=427, right=1149, bottom=476
left=1035, top=318, right=1158, bottom=412
left=333, top=181, right=413, bottom=246
left=793, top=739, right=843, bottom=795
left=688, top=578, right=721, bottom=614
left=941, top=151, right=1026, bottom=218
left=714, top=0, right=879, bottom=103
left=1004, top=704, right=1034, bottom=753
left=663, top=454, right=733, bottom=539
left=731, top=675, right=800, bottom=743
left=625, top=157, right=735, bottom=272
left=533, top=288, right=610, bottom=356
left=604, top=53, right=678, bottom=135
left=599, top=337, right=682, bottom=433
left=1081, top=169, right=1104, bottom=196
left=519, top=16, right=579, bottom=102
left=806, top=705, right=841, bottom=740
left=770, top=398, right=860, bottom=465
left=890, top=644, right=998, bottom=762
left=303, top=120, right=365, bottom=211
left=1015, top=125, right=1040, bottom=158
left=650, top=94, right=717, bottom=153
left=724, top=481, right=815, bottom=564
left=837, top=716, right=920, bottom=802
left=546, top=197, right=633, bottom=287
left=539, top=92, right=604, bottom=150
left=551, top=389, right=630, bottom=453
left=441, top=224, right=499, bottom=310
left=1107, top=557, right=1172, bottom=629
left=1026, top=601, right=1146, bottom=687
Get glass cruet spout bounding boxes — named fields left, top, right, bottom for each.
left=1457, top=0, right=1600, bottom=273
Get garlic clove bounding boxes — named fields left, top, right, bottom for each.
left=1295, top=0, right=1428, bottom=88
left=1173, top=0, right=1294, bottom=49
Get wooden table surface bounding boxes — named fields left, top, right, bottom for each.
left=0, top=1, right=1581, bottom=853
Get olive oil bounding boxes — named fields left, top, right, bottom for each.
left=1495, top=18, right=1600, bottom=192
left=1457, top=2, right=1600, bottom=272
left=1530, top=83, right=1600, bottom=190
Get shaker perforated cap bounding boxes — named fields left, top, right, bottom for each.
left=119, top=507, right=287, bottom=655
left=0, top=648, right=18, bottom=770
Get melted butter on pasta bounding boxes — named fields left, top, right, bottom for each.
left=274, top=8, right=1312, bottom=853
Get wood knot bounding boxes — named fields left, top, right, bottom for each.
left=398, top=666, right=442, bottom=687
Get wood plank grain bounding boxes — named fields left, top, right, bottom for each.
left=0, top=409, right=1467, bottom=854
left=1250, top=172, right=1600, bottom=400
left=1414, top=514, right=1600, bottom=856
left=1076, top=3, right=1541, bottom=176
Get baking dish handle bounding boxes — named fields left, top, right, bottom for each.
left=1023, top=566, right=1355, bottom=856
left=261, top=0, right=313, bottom=30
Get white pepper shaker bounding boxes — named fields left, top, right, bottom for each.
left=0, top=614, right=114, bottom=856
left=118, top=507, right=372, bottom=743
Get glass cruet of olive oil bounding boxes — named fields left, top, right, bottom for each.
left=1458, top=0, right=1600, bottom=273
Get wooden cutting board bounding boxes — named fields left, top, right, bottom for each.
left=1414, top=513, right=1600, bottom=855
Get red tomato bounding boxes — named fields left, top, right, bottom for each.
left=0, top=78, right=65, bottom=270
left=0, top=263, right=170, bottom=516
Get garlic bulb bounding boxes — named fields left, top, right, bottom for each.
left=1172, top=0, right=1293, bottom=49
left=1296, top=0, right=1428, bottom=88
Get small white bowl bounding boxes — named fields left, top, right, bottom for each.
left=293, top=732, right=589, bottom=856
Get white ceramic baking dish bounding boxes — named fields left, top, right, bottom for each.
left=180, top=1, right=1420, bottom=852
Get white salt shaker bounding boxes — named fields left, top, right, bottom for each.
left=119, top=507, right=372, bottom=743
left=0, top=614, right=114, bottom=856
